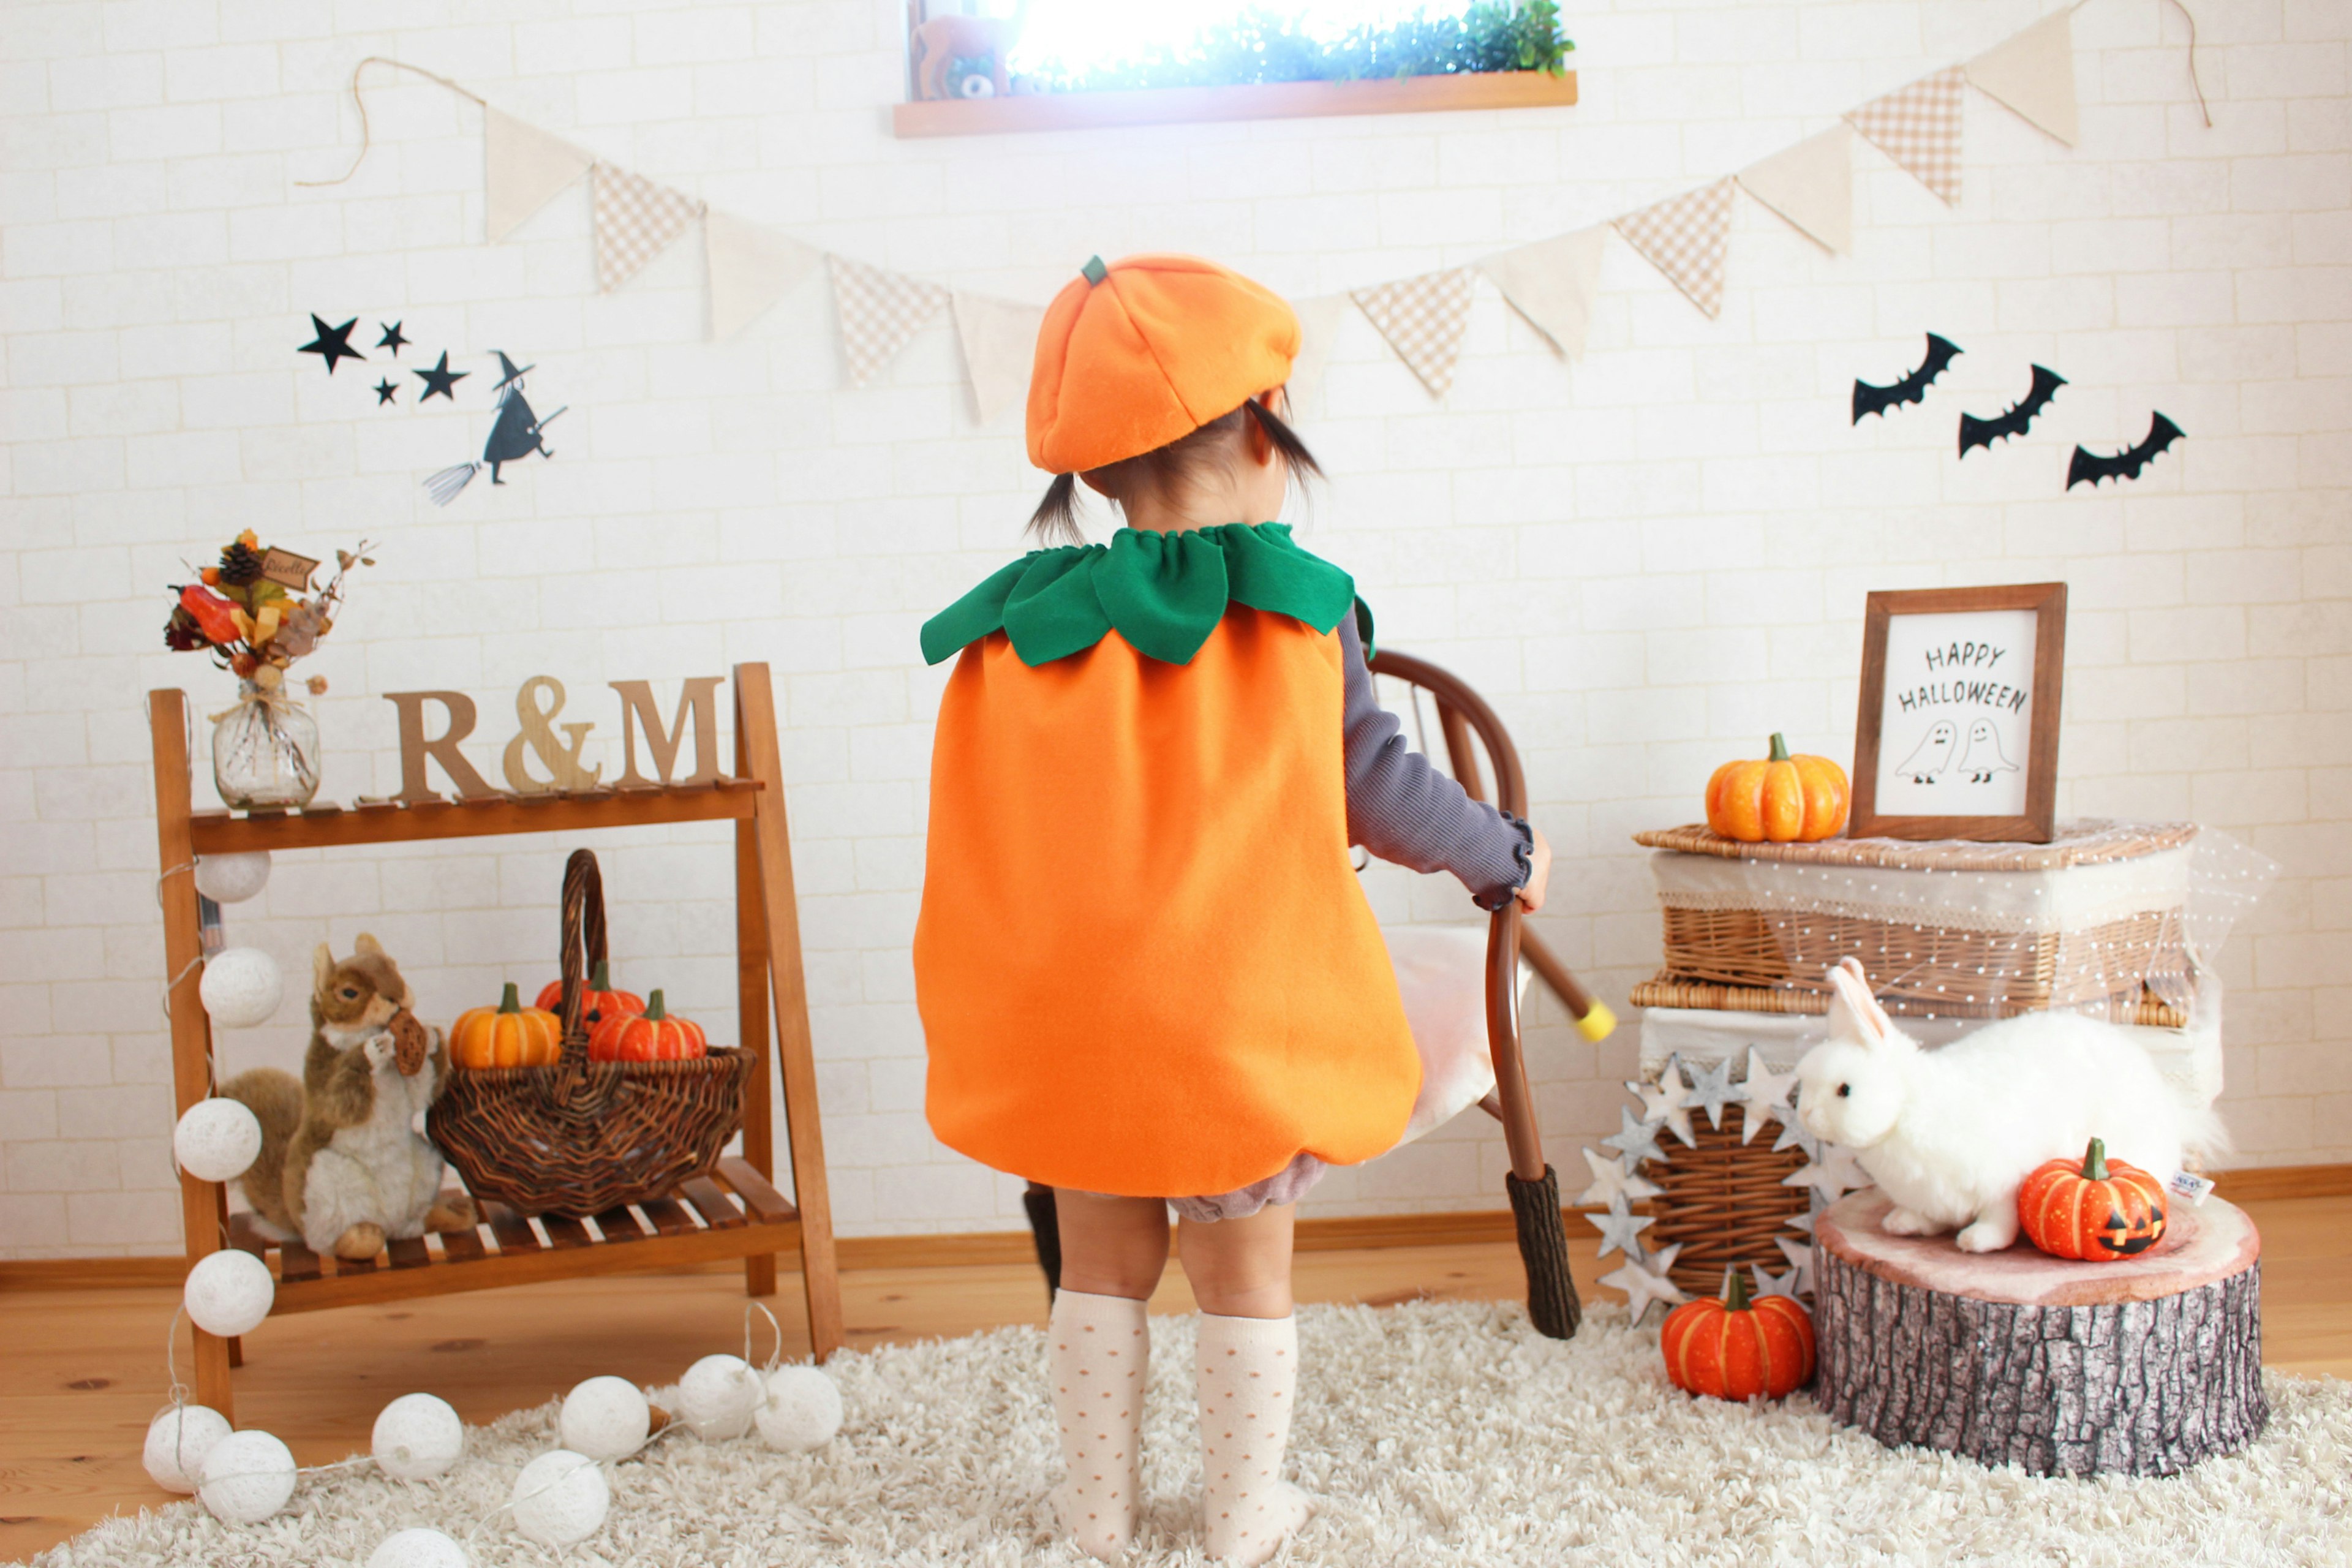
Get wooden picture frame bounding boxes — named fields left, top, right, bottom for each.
left=1850, top=582, right=2067, bottom=843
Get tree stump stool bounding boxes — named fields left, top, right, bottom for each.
left=1814, top=1189, right=2266, bottom=1476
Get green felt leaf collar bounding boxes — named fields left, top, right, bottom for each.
left=920, top=523, right=1359, bottom=668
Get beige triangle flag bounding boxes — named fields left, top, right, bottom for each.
left=831, top=255, right=951, bottom=388
left=1285, top=295, right=1349, bottom=410
left=705, top=209, right=823, bottom=340
left=952, top=293, right=1044, bottom=425
left=591, top=163, right=703, bottom=293
left=1350, top=269, right=1474, bottom=398
left=1967, top=9, right=2079, bottom=147
left=1476, top=227, right=1607, bottom=358
left=1847, top=64, right=1967, bottom=206
left=1738, top=125, right=1855, bottom=254
left=484, top=107, right=592, bottom=243
left=1613, top=177, right=1736, bottom=318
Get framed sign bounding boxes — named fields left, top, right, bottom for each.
left=1850, top=582, right=2067, bottom=843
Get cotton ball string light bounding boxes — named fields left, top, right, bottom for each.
left=677, top=1353, right=762, bottom=1439
left=183, top=1248, right=274, bottom=1337
left=198, top=947, right=282, bottom=1028
left=194, top=851, right=272, bottom=904
left=143, top=1403, right=233, bottom=1493
left=197, top=1428, right=297, bottom=1523
left=368, top=1527, right=470, bottom=1568
left=372, top=1392, right=464, bottom=1480
left=559, top=1376, right=650, bottom=1462
left=173, top=1098, right=262, bottom=1183
left=755, top=1365, right=843, bottom=1452
left=508, top=1449, right=609, bottom=1547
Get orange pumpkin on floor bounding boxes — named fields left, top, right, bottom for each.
left=1705, top=733, right=1850, bottom=843
left=1660, top=1270, right=1816, bottom=1400
left=450, top=982, right=563, bottom=1069
left=2018, top=1137, right=2169, bottom=1261
left=535, top=960, right=644, bottom=1031
left=588, top=989, right=707, bottom=1063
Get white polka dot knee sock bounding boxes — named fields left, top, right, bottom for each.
left=1197, top=1311, right=1314, bottom=1566
left=1049, top=1289, right=1148, bottom=1560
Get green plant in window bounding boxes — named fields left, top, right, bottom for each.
left=1027, top=2, right=1572, bottom=94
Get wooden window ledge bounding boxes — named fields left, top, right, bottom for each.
left=892, top=70, right=1576, bottom=138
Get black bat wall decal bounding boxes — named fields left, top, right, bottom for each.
left=1958, top=364, right=2065, bottom=457
left=2067, top=412, right=2184, bottom=489
left=1853, top=333, right=1962, bottom=423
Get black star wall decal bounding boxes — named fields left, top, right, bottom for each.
left=374, top=378, right=399, bottom=405
left=376, top=320, right=410, bottom=356
left=414, top=352, right=469, bottom=402
left=297, top=314, right=364, bottom=375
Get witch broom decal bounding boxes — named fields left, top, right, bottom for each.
left=423, top=353, right=567, bottom=506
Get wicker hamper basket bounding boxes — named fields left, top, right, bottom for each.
left=429, top=848, right=751, bottom=1218
left=1642, top=1104, right=1811, bottom=1299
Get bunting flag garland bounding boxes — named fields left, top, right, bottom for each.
left=1847, top=64, right=1968, bottom=206
left=951, top=292, right=1046, bottom=424
left=832, top=255, right=951, bottom=388
left=1737, top=126, right=1856, bottom=255
left=1613, top=176, right=1735, bottom=319
left=1351, top=269, right=1475, bottom=397
left=1476, top=227, right=1607, bottom=359
left=592, top=164, right=704, bottom=293
left=1285, top=295, right=1349, bottom=410
left=484, top=108, right=592, bottom=243
left=705, top=209, right=823, bottom=340
left=1967, top=9, right=2080, bottom=147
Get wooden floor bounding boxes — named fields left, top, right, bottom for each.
left=6, top=1197, right=2348, bottom=1564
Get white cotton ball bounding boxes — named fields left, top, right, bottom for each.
left=183, top=1248, right=274, bottom=1337
left=755, top=1364, right=843, bottom=1452
left=199, top=947, right=282, bottom=1029
left=559, top=1376, right=650, bottom=1463
left=509, top=1449, right=609, bottom=1547
left=368, top=1527, right=470, bottom=1568
left=197, top=1428, right=296, bottom=1524
left=173, top=1098, right=262, bottom=1183
left=143, top=1403, right=233, bottom=1493
left=194, top=851, right=272, bottom=903
left=372, top=1392, right=464, bottom=1480
left=676, top=1354, right=761, bottom=1439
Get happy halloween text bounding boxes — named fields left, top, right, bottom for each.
left=1898, top=643, right=2028, bottom=714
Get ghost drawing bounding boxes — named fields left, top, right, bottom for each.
left=1891, top=720, right=1958, bottom=784
left=1956, top=718, right=2019, bottom=783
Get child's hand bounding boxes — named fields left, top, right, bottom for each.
left=1518, top=827, right=1552, bottom=914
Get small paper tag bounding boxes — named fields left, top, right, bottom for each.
left=260, top=548, right=318, bottom=590
left=2168, top=1169, right=2214, bottom=1207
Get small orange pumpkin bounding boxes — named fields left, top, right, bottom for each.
left=535, top=960, right=644, bottom=1032
left=587, top=989, right=708, bottom=1063
left=1705, top=733, right=1850, bottom=843
left=1660, top=1270, right=1817, bottom=1401
left=450, top=982, right=563, bottom=1069
left=2018, top=1137, right=2168, bottom=1261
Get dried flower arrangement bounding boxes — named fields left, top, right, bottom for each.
left=165, top=532, right=375, bottom=697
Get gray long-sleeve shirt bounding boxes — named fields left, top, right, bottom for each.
left=1335, top=611, right=1532, bottom=910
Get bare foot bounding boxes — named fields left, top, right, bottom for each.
left=333, top=1222, right=385, bottom=1260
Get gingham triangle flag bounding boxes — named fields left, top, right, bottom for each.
left=832, top=255, right=951, bottom=388
left=592, top=162, right=703, bottom=293
left=1613, top=176, right=1735, bottom=319
left=1349, top=269, right=1474, bottom=398
left=1966, top=9, right=2079, bottom=148
left=1847, top=64, right=1967, bottom=206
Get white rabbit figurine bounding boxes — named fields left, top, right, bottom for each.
left=1794, top=957, right=2223, bottom=1253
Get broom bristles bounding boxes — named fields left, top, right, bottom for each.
left=423, top=463, right=478, bottom=507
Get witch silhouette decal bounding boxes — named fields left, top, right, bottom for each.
left=423, top=353, right=567, bottom=507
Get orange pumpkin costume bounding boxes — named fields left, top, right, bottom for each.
left=914, top=256, right=1422, bottom=1199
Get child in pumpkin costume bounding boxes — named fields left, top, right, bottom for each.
left=916, top=254, right=1550, bottom=1564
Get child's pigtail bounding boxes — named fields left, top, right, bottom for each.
left=1244, top=397, right=1324, bottom=481
left=1026, top=473, right=1084, bottom=546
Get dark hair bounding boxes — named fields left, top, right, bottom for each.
left=1026, top=393, right=1324, bottom=546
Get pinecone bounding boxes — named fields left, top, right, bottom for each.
left=218, top=541, right=264, bottom=586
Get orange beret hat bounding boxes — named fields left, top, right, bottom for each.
left=1026, top=253, right=1300, bottom=475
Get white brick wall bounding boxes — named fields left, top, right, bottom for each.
left=3, top=0, right=2346, bottom=1256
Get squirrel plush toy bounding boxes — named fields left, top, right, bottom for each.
left=222, top=935, right=475, bottom=1260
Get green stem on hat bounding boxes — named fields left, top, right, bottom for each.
left=1722, top=1267, right=1751, bottom=1312
left=1082, top=255, right=1108, bottom=285
left=2082, top=1137, right=2109, bottom=1182
left=497, top=981, right=519, bottom=1015
left=1768, top=733, right=1790, bottom=763
left=644, top=989, right=667, bottom=1022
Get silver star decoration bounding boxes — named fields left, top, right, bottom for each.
left=1774, top=1235, right=1813, bottom=1294
left=1626, top=1058, right=1696, bottom=1148
left=1585, top=1194, right=1654, bottom=1260
left=1600, top=1105, right=1667, bottom=1167
left=1784, top=1207, right=1817, bottom=1235
left=1773, top=1117, right=1819, bottom=1160
left=1683, top=1054, right=1744, bottom=1131
left=1749, top=1262, right=1803, bottom=1300
left=1736, top=1046, right=1800, bottom=1145
left=1576, top=1146, right=1662, bottom=1208
left=1785, top=1145, right=1871, bottom=1200
left=1600, top=1242, right=1687, bottom=1323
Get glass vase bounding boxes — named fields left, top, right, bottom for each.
left=212, top=682, right=322, bottom=811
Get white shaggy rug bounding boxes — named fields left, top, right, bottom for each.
left=30, top=1302, right=2352, bottom=1567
